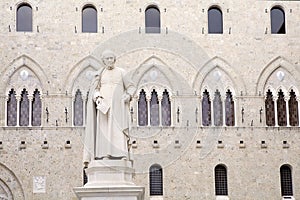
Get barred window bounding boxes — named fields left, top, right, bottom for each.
left=150, top=90, right=159, bottom=126
left=213, top=90, right=223, bottom=126
left=271, top=7, right=285, bottom=34
left=19, top=89, right=29, bottom=126
left=74, top=89, right=83, bottom=126
left=82, top=5, right=97, bottom=33
left=150, top=164, right=163, bottom=196
left=289, top=90, right=299, bottom=126
left=265, top=90, right=275, bottom=126
left=277, top=90, right=287, bottom=126
left=138, top=89, right=148, bottom=126
left=17, top=3, right=32, bottom=32
left=161, top=90, right=171, bottom=126
left=208, top=7, right=223, bottom=34
left=225, top=90, right=235, bottom=126
left=280, top=165, right=293, bottom=196
left=7, top=89, right=17, bottom=126
left=32, top=89, right=41, bottom=126
left=145, top=6, right=160, bottom=33
left=215, top=164, right=228, bottom=196
left=202, top=89, right=211, bottom=126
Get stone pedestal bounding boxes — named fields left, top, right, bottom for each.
left=73, top=160, right=144, bottom=200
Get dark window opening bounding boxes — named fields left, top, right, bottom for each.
left=277, top=89, right=287, bottom=126
left=82, top=5, right=97, bottom=33
left=32, top=89, right=41, bottom=126
left=215, top=165, right=228, bottom=195
left=208, top=7, right=223, bottom=34
left=202, top=89, right=211, bottom=126
left=17, top=4, right=32, bottom=32
left=161, top=90, right=171, bottom=126
left=280, top=165, right=293, bottom=196
left=145, top=6, right=160, bottom=33
left=19, top=89, right=29, bottom=126
left=150, top=90, right=159, bottom=126
left=265, top=90, right=275, bottom=126
left=150, top=164, right=163, bottom=196
left=271, top=7, right=286, bottom=34
left=213, top=90, right=223, bottom=126
left=74, top=89, right=84, bottom=126
left=289, top=90, right=298, bottom=126
left=7, top=89, right=17, bottom=126
left=225, top=90, right=235, bottom=126
left=138, top=89, right=148, bottom=126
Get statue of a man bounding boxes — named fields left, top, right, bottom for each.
left=83, top=50, right=135, bottom=164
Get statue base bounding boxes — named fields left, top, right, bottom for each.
left=73, top=160, right=144, bottom=200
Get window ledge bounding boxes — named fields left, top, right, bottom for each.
left=282, top=196, right=294, bottom=200
left=216, top=196, right=229, bottom=200
left=150, top=196, right=163, bottom=200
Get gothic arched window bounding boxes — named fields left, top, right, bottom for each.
left=82, top=5, right=97, bottom=33
left=7, top=89, right=17, bottom=126
left=277, top=90, right=287, bottom=126
left=150, top=164, right=163, bottom=196
left=289, top=90, right=299, bottom=126
left=215, top=164, right=228, bottom=196
left=74, top=89, right=83, bottom=126
left=208, top=7, right=223, bottom=34
left=17, top=3, right=32, bottom=32
left=145, top=6, right=160, bottom=33
left=271, top=7, right=286, bottom=34
left=213, top=90, right=223, bottom=126
left=161, top=90, right=171, bottom=126
left=265, top=90, right=275, bottom=126
left=225, top=90, right=235, bottom=126
left=202, top=90, right=211, bottom=126
left=19, top=89, right=29, bottom=126
left=280, top=165, right=293, bottom=196
left=138, top=89, right=148, bottom=126
left=150, top=90, right=159, bottom=126
left=32, top=89, right=41, bottom=126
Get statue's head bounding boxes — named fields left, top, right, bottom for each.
left=101, top=50, right=116, bottom=69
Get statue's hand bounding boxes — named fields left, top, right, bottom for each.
left=95, top=96, right=103, bottom=105
left=122, top=93, right=131, bottom=103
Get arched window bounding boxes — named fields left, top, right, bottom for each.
left=202, top=90, right=211, bottom=126
left=150, top=90, right=159, bottom=126
left=17, top=3, right=32, bottom=32
left=213, top=90, right=223, bottom=126
left=225, top=90, right=235, bottom=126
left=215, top=164, right=228, bottom=196
left=74, top=89, right=83, bottom=126
left=19, top=89, right=29, bottom=126
left=161, top=90, right=171, bottom=126
left=289, top=90, right=299, bottom=126
left=208, top=7, right=223, bottom=34
left=7, top=89, right=17, bottom=126
left=271, top=7, right=286, bottom=34
left=265, top=90, right=275, bottom=126
left=138, top=89, right=148, bottom=126
left=145, top=6, right=160, bottom=33
left=277, top=90, right=287, bottom=126
left=150, top=164, right=163, bottom=196
left=82, top=5, right=97, bottom=33
left=32, top=89, right=41, bottom=126
left=280, top=165, right=293, bottom=196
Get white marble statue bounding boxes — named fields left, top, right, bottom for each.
left=83, top=50, right=135, bottom=164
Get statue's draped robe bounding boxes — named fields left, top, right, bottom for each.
left=83, top=67, right=135, bottom=163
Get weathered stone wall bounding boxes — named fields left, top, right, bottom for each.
left=0, top=0, right=299, bottom=199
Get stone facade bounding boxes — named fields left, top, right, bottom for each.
left=0, top=0, right=299, bottom=199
